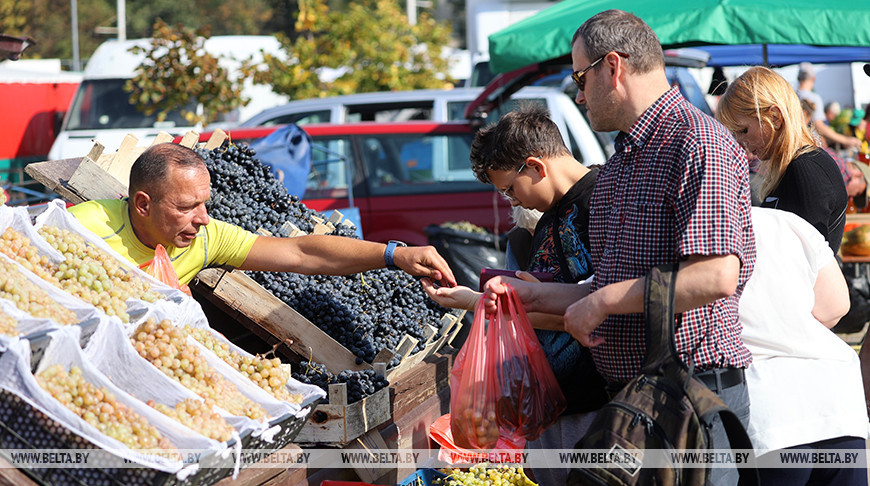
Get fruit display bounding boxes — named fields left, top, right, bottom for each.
left=130, top=318, right=268, bottom=420
left=842, top=223, right=870, bottom=256
left=37, top=225, right=163, bottom=322
left=439, top=221, right=492, bottom=235
left=0, top=308, right=16, bottom=336
left=291, top=360, right=389, bottom=404
left=197, top=143, right=355, bottom=238
left=0, top=255, right=77, bottom=325
left=197, top=141, right=451, bottom=368
left=146, top=397, right=234, bottom=443
left=185, top=325, right=303, bottom=404
left=36, top=364, right=177, bottom=453
left=436, top=464, right=537, bottom=486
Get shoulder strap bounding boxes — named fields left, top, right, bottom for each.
left=641, top=263, right=681, bottom=372
left=646, top=264, right=761, bottom=486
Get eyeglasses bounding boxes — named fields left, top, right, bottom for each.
left=498, top=163, right=527, bottom=201
left=571, top=51, right=629, bottom=92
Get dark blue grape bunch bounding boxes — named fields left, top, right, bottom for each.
left=196, top=141, right=358, bottom=238
left=292, top=360, right=389, bottom=403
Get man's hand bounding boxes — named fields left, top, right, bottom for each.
left=564, top=293, right=607, bottom=347
left=421, top=279, right=478, bottom=311
left=393, top=246, right=456, bottom=287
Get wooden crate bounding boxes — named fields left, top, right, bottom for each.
left=25, top=129, right=227, bottom=203
left=192, top=267, right=464, bottom=377
left=294, top=377, right=391, bottom=445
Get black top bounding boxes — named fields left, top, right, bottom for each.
left=527, top=168, right=608, bottom=415
left=529, top=167, right=598, bottom=283
left=761, top=147, right=847, bottom=254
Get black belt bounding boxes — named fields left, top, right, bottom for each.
left=694, top=367, right=745, bottom=392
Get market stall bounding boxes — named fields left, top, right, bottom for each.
left=6, top=131, right=470, bottom=485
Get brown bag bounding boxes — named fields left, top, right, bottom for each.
left=566, top=264, right=759, bottom=486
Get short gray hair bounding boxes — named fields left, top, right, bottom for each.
left=572, top=9, right=664, bottom=75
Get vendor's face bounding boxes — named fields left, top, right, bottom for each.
left=145, top=164, right=211, bottom=249
left=729, top=114, right=771, bottom=160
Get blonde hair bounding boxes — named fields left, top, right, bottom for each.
left=716, top=66, right=817, bottom=197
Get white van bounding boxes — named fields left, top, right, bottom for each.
left=239, top=86, right=609, bottom=166
left=48, top=36, right=288, bottom=161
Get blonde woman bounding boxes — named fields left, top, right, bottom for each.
left=716, top=66, right=847, bottom=253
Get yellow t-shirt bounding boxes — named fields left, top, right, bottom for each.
left=69, top=199, right=259, bottom=285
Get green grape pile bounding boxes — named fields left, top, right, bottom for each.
left=0, top=308, right=17, bottom=336
left=37, top=225, right=163, bottom=322
left=0, top=257, right=77, bottom=325
left=185, top=326, right=303, bottom=404
left=436, top=464, right=537, bottom=486
left=0, top=227, right=57, bottom=280
left=37, top=364, right=177, bottom=453
left=440, top=221, right=492, bottom=235
left=147, top=397, right=234, bottom=442
left=131, top=319, right=268, bottom=420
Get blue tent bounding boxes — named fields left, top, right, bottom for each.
left=694, top=44, right=870, bottom=67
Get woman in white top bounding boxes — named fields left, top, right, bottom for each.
left=741, top=207, right=868, bottom=485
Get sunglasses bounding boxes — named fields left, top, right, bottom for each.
left=571, top=51, right=629, bottom=92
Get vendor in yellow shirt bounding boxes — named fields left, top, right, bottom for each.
left=69, top=143, right=457, bottom=287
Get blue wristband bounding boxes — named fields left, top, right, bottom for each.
left=384, top=240, right=406, bottom=270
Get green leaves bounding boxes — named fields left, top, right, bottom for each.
left=255, top=0, right=455, bottom=99
left=124, top=19, right=248, bottom=125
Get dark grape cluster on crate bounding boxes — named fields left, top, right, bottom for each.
left=292, top=361, right=389, bottom=404
left=197, top=141, right=452, bottom=370
left=196, top=142, right=356, bottom=238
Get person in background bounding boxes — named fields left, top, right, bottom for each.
left=801, top=98, right=851, bottom=186
left=425, top=104, right=608, bottom=485
left=70, top=143, right=457, bottom=287
left=717, top=66, right=847, bottom=254
left=740, top=207, right=867, bottom=486
left=825, top=100, right=842, bottom=127
left=566, top=10, right=755, bottom=486
left=796, top=62, right=861, bottom=151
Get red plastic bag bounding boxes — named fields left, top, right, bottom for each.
left=139, top=244, right=192, bottom=296
left=430, top=413, right=525, bottom=464
left=490, top=283, right=567, bottom=443
left=449, top=296, right=500, bottom=449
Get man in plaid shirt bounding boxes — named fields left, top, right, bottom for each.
left=568, top=9, right=755, bottom=486
left=482, top=11, right=755, bottom=484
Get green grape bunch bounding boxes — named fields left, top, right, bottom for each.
left=185, top=325, right=303, bottom=404
left=37, top=364, right=178, bottom=454
left=148, top=397, right=234, bottom=442
left=131, top=319, right=269, bottom=420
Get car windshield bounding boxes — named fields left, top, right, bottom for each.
left=64, top=79, right=194, bottom=130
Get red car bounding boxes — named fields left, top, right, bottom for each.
left=193, top=122, right=512, bottom=245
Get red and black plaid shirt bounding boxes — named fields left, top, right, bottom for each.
left=588, top=87, right=756, bottom=384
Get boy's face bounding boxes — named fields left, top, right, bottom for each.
left=487, top=162, right=552, bottom=212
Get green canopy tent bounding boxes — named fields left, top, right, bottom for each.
left=488, top=0, right=870, bottom=74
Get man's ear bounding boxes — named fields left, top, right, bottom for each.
left=525, top=156, right=547, bottom=179
left=131, top=191, right=152, bottom=217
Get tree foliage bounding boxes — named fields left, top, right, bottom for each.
left=253, top=0, right=455, bottom=99
left=124, top=20, right=246, bottom=125
left=7, top=0, right=291, bottom=63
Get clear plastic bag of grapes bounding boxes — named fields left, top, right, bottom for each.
left=490, top=283, right=566, bottom=443
left=449, top=296, right=500, bottom=450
